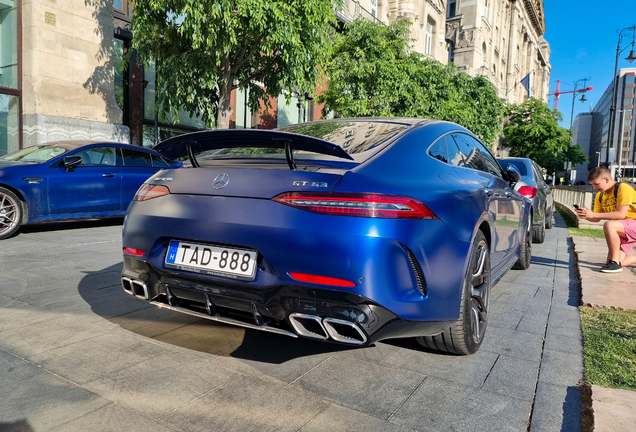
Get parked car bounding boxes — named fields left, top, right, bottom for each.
left=497, top=157, right=554, bottom=243
left=0, top=141, right=179, bottom=239
left=121, top=119, right=531, bottom=355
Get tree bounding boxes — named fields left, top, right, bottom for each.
left=131, top=0, right=340, bottom=129
left=502, top=98, right=589, bottom=174
left=317, top=19, right=505, bottom=144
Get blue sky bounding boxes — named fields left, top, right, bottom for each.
left=543, top=1, right=636, bottom=127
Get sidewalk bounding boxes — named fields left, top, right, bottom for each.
left=571, top=235, right=636, bottom=432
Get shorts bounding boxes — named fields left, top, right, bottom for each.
left=620, top=219, right=636, bottom=255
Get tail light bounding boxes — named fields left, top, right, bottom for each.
left=134, top=184, right=170, bottom=201
left=517, top=186, right=537, bottom=199
left=273, top=192, right=438, bottom=219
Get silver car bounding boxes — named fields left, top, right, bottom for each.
left=498, top=158, right=554, bottom=243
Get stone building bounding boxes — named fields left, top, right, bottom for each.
left=445, top=0, right=551, bottom=104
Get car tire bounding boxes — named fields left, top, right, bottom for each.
left=513, top=217, right=531, bottom=270
left=545, top=205, right=553, bottom=229
left=0, top=187, right=23, bottom=240
left=416, top=230, right=490, bottom=355
left=532, top=217, right=545, bottom=244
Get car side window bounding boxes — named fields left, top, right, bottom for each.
left=446, top=136, right=466, bottom=167
left=73, top=147, right=117, bottom=167
left=428, top=138, right=448, bottom=163
left=152, top=154, right=170, bottom=168
left=451, top=133, right=502, bottom=178
left=532, top=162, right=545, bottom=186
left=122, top=149, right=153, bottom=167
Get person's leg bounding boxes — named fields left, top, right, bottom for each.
left=618, top=219, right=636, bottom=267
left=604, top=220, right=627, bottom=263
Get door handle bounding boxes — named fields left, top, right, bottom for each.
left=102, top=173, right=116, bottom=178
left=483, top=188, right=494, bottom=197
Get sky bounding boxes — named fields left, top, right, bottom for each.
left=542, top=0, right=636, bottom=127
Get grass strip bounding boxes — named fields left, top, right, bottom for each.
left=580, top=306, right=636, bottom=391
left=555, top=207, right=604, bottom=239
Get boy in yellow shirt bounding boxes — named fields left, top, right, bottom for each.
left=576, top=166, right=636, bottom=273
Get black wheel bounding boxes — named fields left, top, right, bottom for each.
left=545, top=205, right=553, bottom=229
left=416, top=230, right=490, bottom=355
left=532, top=217, right=545, bottom=243
left=513, top=215, right=531, bottom=270
left=0, top=187, right=23, bottom=240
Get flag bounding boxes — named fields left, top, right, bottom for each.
left=520, top=73, right=531, bottom=98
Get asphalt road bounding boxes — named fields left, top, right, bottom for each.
left=0, top=214, right=584, bottom=432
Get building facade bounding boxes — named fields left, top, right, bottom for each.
left=445, top=0, right=550, bottom=104
left=583, top=68, right=636, bottom=180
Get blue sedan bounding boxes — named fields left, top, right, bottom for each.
left=0, top=141, right=179, bottom=239
left=121, top=118, right=531, bottom=354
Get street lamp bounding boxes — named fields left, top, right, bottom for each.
left=567, top=78, right=591, bottom=182
left=596, top=151, right=601, bottom=167
left=604, top=25, right=636, bottom=174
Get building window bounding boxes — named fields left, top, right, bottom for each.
left=113, top=0, right=129, bottom=14
left=484, top=0, right=489, bottom=20
left=625, top=97, right=633, bottom=106
left=0, top=0, right=18, bottom=90
left=482, top=43, right=487, bottom=68
left=625, top=108, right=633, bottom=118
left=113, top=38, right=126, bottom=125
left=626, top=87, right=634, bottom=95
left=626, top=76, right=635, bottom=84
left=447, top=0, right=457, bottom=17
left=425, top=20, right=433, bottom=56
left=0, top=94, right=18, bottom=157
left=448, top=42, right=455, bottom=63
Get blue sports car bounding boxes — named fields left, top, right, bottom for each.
left=0, top=141, right=178, bottom=239
left=121, top=118, right=531, bottom=354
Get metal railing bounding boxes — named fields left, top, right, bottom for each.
left=552, top=186, right=604, bottom=229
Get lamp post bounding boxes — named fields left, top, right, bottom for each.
left=596, top=151, right=601, bottom=167
left=604, top=25, right=636, bottom=175
left=567, top=78, right=590, bottom=182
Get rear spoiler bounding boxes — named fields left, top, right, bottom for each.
left=153, top=129, right=354, bottom=170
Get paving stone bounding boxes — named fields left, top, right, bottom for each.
left=530, top=382, right=582, bottom=432
left=548, top=306, right=582, bottom=330
left=389, top=376, right=531, bottom=432
left=481, top=354, right=540, bottom=401
left=544, top=325, right=584, bottom=355
left=488, top=308, right=525, bottom=330
left=479, top=326, right=544, bottom=362
left=159, top=374, right=330, bottom=432
left=382, top=344, right=499, bottom=388
left=293, top=354, right=425, bottom=419
left=301, top=403, right=417, bottom=432
left=516, top=309, right=550, bottom=334
left=49, top=403, right=175, bottom=432
left=0, top=348, right=45, bottom=388
left=0, top=371, right=111, bottom=431
left=538, top=349, right=584, bottom=387
left=83, top=351, right=239, bottom=419
left=30, top=331, right=166, bottom=385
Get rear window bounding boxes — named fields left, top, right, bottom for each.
left=276, top=121, right=409, bottom=155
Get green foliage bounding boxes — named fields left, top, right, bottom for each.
left=317, top=19, right=505, bottom=144
left=503, top=98, right=589, bottom=174
left=131, top=0, right=340, bottom=129
left=580, top=306, right=636, bottom=391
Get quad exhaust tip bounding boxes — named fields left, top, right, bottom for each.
left=288, top=313, right=367, bottom=345
left=121, top=277, right=149, bottom=300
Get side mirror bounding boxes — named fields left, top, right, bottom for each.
left=63, top=156, right=83, bottom=172
left=504, top=164, right=521, bottom=184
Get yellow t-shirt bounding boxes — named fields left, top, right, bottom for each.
left=593, top=182, right=636, bottom=220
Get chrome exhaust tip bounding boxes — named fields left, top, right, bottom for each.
left=121, top=277, right=149, bottom=300
left=323, top=318, right=367, bottom=345
left=288, top=313, right=328, bottom=340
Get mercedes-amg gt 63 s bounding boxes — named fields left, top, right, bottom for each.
left=121, top=118, right=531, bottom=354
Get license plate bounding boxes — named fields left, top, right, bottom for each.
left=165, top=240, right=258, bottom=280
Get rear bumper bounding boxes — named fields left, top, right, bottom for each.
left=121, top=257, right=453, bottom=345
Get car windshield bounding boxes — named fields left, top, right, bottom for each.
left=1, top=145, right=68, bottom=162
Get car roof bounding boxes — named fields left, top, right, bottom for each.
left=38, top=140, right=164, bottom=154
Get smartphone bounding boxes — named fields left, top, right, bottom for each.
left=573, top=204, right=580, bottom=209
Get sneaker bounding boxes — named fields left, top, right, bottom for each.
left=600, top=260, right=622, bottom=273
